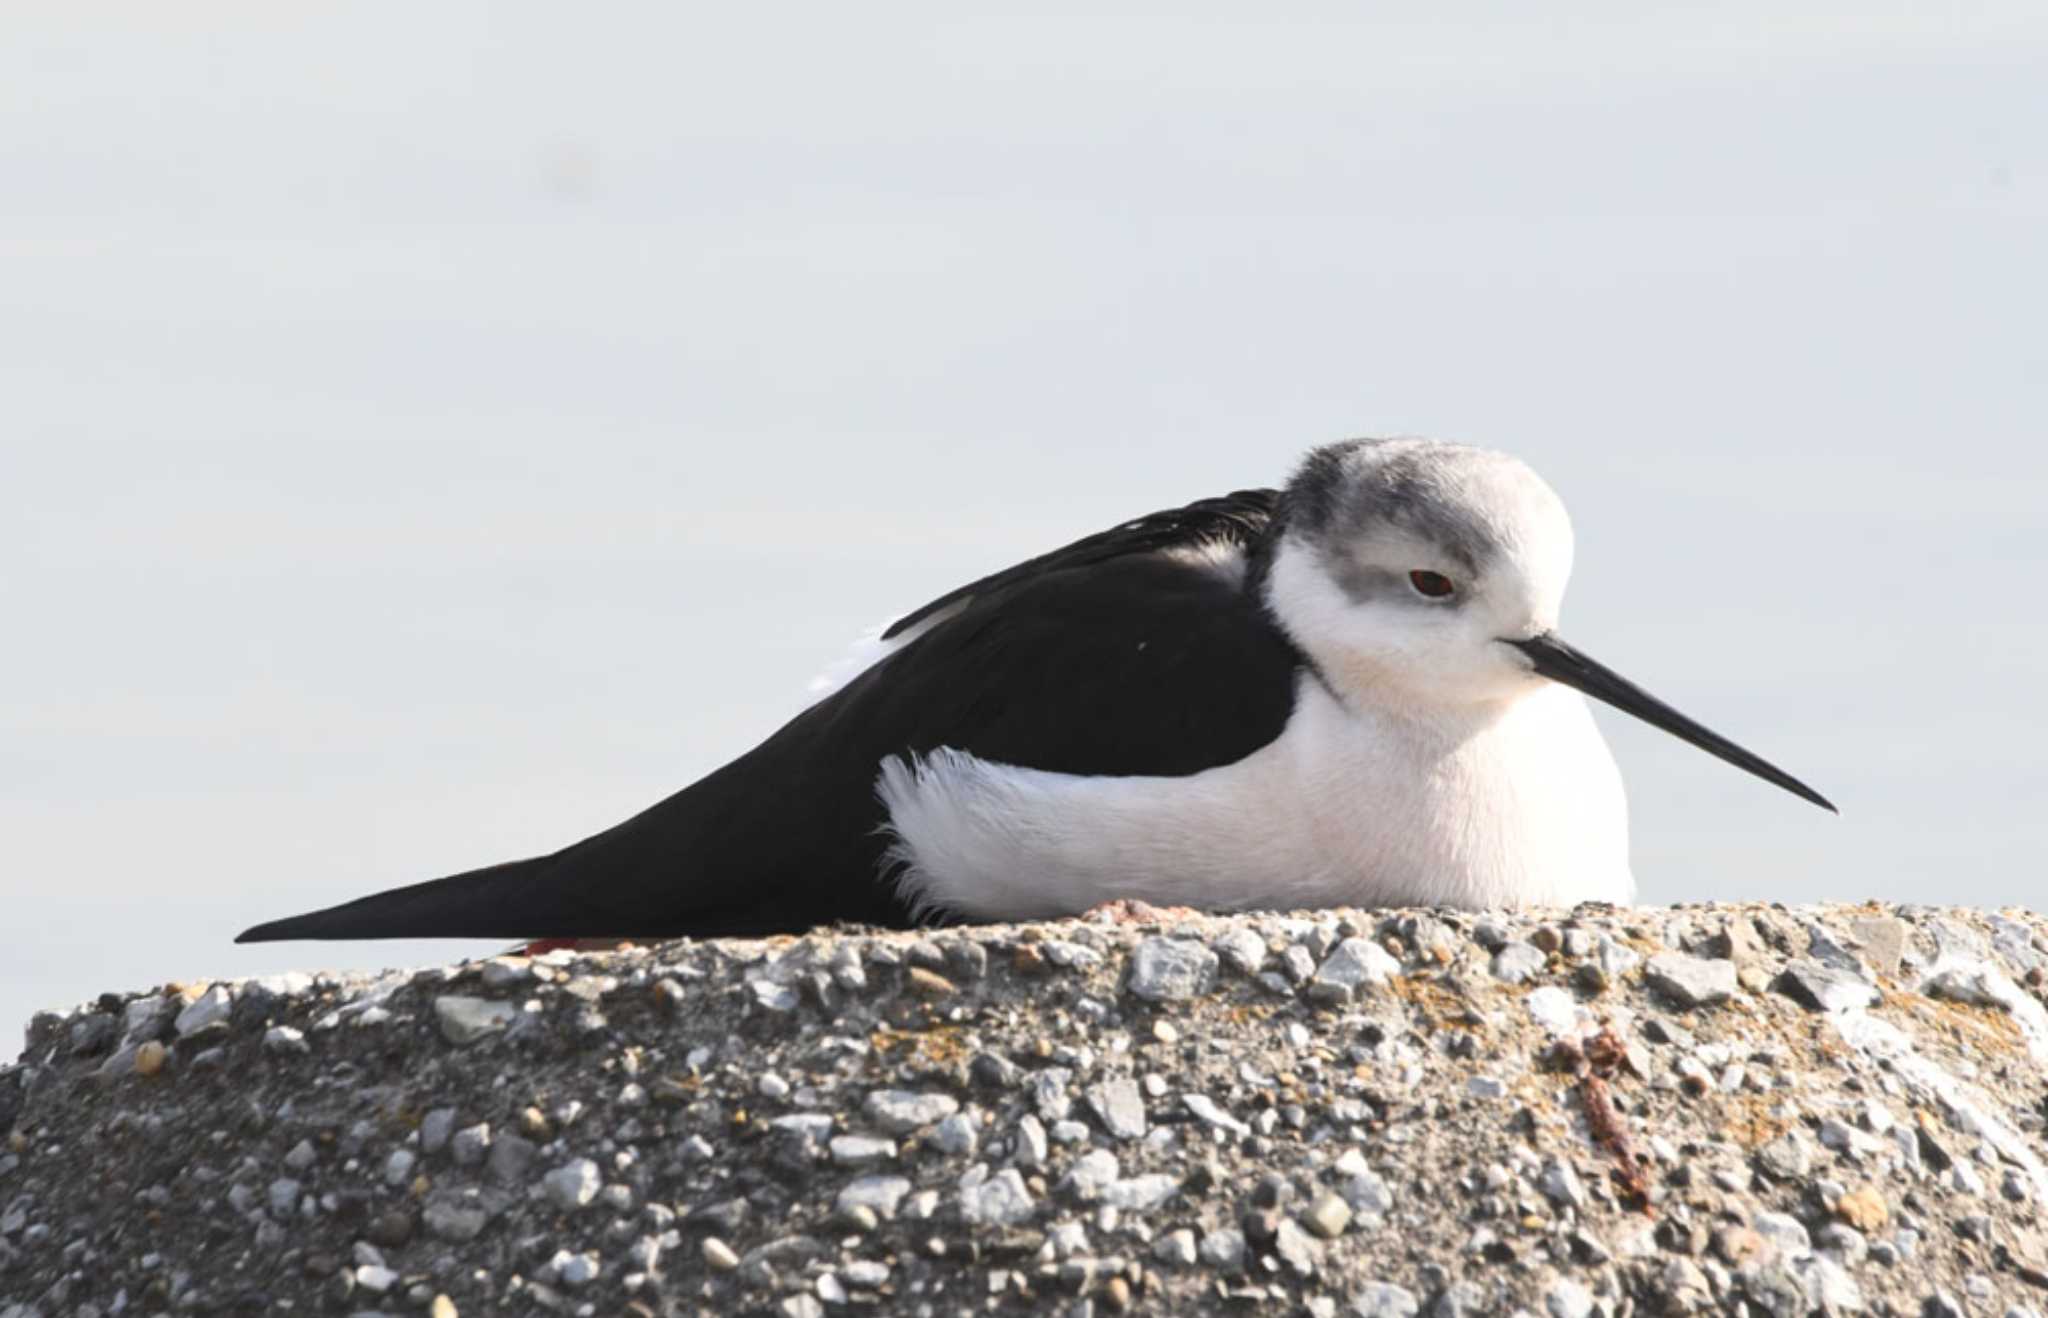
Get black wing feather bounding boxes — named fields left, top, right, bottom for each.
left=236, top=489, right=1299, bottom=942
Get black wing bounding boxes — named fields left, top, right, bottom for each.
left=235, top=489, right=1300, bottom=942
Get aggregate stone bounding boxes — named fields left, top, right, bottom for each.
left=485, top=1133, right=536, bottom=1183
left=836, top=1176, right=912, bottom=1219
left=1182, top=1092, right=1250, bottom=1136
left=1544, top=1277, right=1594, bottom=1318
left=932, top=1112, right=979, bottom=1156
left=1342, top=1168, right=1395, bottom=1216
left=450, top=1123, right=491, bottom=1167
left=1154, top=1229, right=1199, bottom=1266
left=1490, top=943, right=1545, bottom=984
left=419, top=1108, right=457, bottom=1154
left=12, top=901, right=2048, bottom=1318
left=830, top=1135, right=897, bottom=1167
left=1754, top=1210, right=1813, bottom=1258
left=959, top=1169, right=1035, bottom=1226
left=1127, top=938, right=1219, bottom=1001
left=542, top=1158, right=601, bottom=1211
left=1103, top=1173, right=1180, bottom=1210
left=1524, top=986, right=1579, bottom=1035
left=1779, top=958, right=1880, bottom=1013
left=1645, top=952, right=1738, bottom=1007
left=421, top=1194, right=489, bottom=1243
left=1311, top=938, right=1400, bottom=1001
left=1213, top=929, right=1269, bottom=975
left=863, top=1089, right=959, bottom=1134
left=173, top=985, right=233, bottom=1037
left=1015, top=1114, right=1050, bottom=1168
left=1200, top=1227, right=1247, bottom=1270
left=432, top=996, right=516, bottom=1045
left=1085, top=1078, right=1147, bottom=1140
left=1305, top=1190, right=1353, bottom=1238
left=1538, top=1158, right=1586, bottom=1209
left=1757, top=1131, right=1813, bottom=1180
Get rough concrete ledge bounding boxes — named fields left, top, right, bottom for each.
left=6, top=902, right=2048, bottom=1317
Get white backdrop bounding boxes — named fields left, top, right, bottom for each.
left=6, top=2, right=2045, bottom=1039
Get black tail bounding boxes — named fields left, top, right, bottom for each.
left=234, top=854, right=611, bottom=942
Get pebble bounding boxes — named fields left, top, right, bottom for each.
left=1086, top=1078, right=1147, bottom=1140
left=1757, top=1131, right=1812, bottom=1180
left=1304, top=1190, right=1352, bottom=1238
left=421, top=1194, right=488, bottom=1243
left=261, top=1024, right=308, bottom=1055
left=260, top=1178, right=302, bottom=1224
left=836, top=1176, right=912, bottom=1219
left=1544, top=1278, right=1594, bottom=1318
left=1104, top=1173, right=1180, bottom=1210
left=932, top=1111, right=979, bottom=1156
left=1836, top=1186, right=1889, bottom=1231
left=863, top=1089, right=960, bottom=1133
left=1153, top=1228, right=1198, bottom=1265
left=1065, top=1148, right=1121, bottom=1197
left=830, top=1135, right=898, bottom=1167
left=433, top=996, right=516, bottom=1045
left=1645, top=952, right=1737, bottom=1008
left=487, top=1134, right=536, bottom=1182
left=173, top=985, right=233, bottom=1036
left=1353, top=1281, right=1422, bottom=1318
left=1127, top=938, right=1219, bottom=1001
left=906, top=967, right=956, bottom=996
left=959, top=1169, right=1036, bottom=1226
left=1754, top=1210, right=1812, bottom=1258
left=1214, top=928, right=1269, bottom=975
left=419, top=1108, right=457, bottom=1154
left=1182, top=1093, right=1250, bottom=1137
left=749, top=978, right=800, bottom=1011
left=1199, top=1227, right=1247, bottom=1270
left=1491, top=942, right=1546, bottom=984
left=1015, top=1115, right=1050, bottom=1168
left=1272, top=1217, right=1321, bottom=1275
left=1779, top=959, right=1879, bottom=1013
left=550, top=1249, right=600, bottom=1287
left=1342, top=1168, right=1395, bottom=1216
left=1538, top=1158, right=1586, bottom=1209
left=355, top=1262, right=398, bottom=1292
left=541, top=1158, right=601, bottom=1211
left=1525, top=985, right=1580, bottom=1035
left=1309, top=938, right=1400, bottom=1001
left=133, top=1041, right=166, bottom=1077
left=450, top=1123, right=491, bottom=1168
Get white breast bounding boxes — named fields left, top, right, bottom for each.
left=877, top=673, right=1634, bottom=920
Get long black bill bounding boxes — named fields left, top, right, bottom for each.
left=1506, top=632, right=1836, bottom=813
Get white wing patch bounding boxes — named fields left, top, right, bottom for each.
left=1159, top=537, right=1249, bottom=582
left=804, top=600, right=971, bottom=705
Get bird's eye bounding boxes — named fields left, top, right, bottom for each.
left=1408, top=570, right=1456, bottom=599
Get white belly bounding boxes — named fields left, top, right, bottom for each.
left=877, top=674, right=1634, bottom=920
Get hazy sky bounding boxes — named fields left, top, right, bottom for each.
left=6, top=2, right=2045, bottom=1041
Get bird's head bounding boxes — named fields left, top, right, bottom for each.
left=1260, top=438, right=1834, bottom=810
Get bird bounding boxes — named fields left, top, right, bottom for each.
left=236, top=437, right=1833, bottom=945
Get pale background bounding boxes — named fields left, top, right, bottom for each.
left=6, top=2, right=2044, bottom=1042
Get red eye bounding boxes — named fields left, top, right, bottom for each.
left=1409, top=570, right=1456, bottom=598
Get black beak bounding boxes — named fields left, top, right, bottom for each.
left=1506, top=632, right=1836, bottom=813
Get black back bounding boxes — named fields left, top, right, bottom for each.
left=235, top=489, right=1304, bottom=941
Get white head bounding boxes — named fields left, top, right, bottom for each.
left=1258, top=438, right=1835, bottom=809
left=1259, top=439, right=1574, bottom=708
